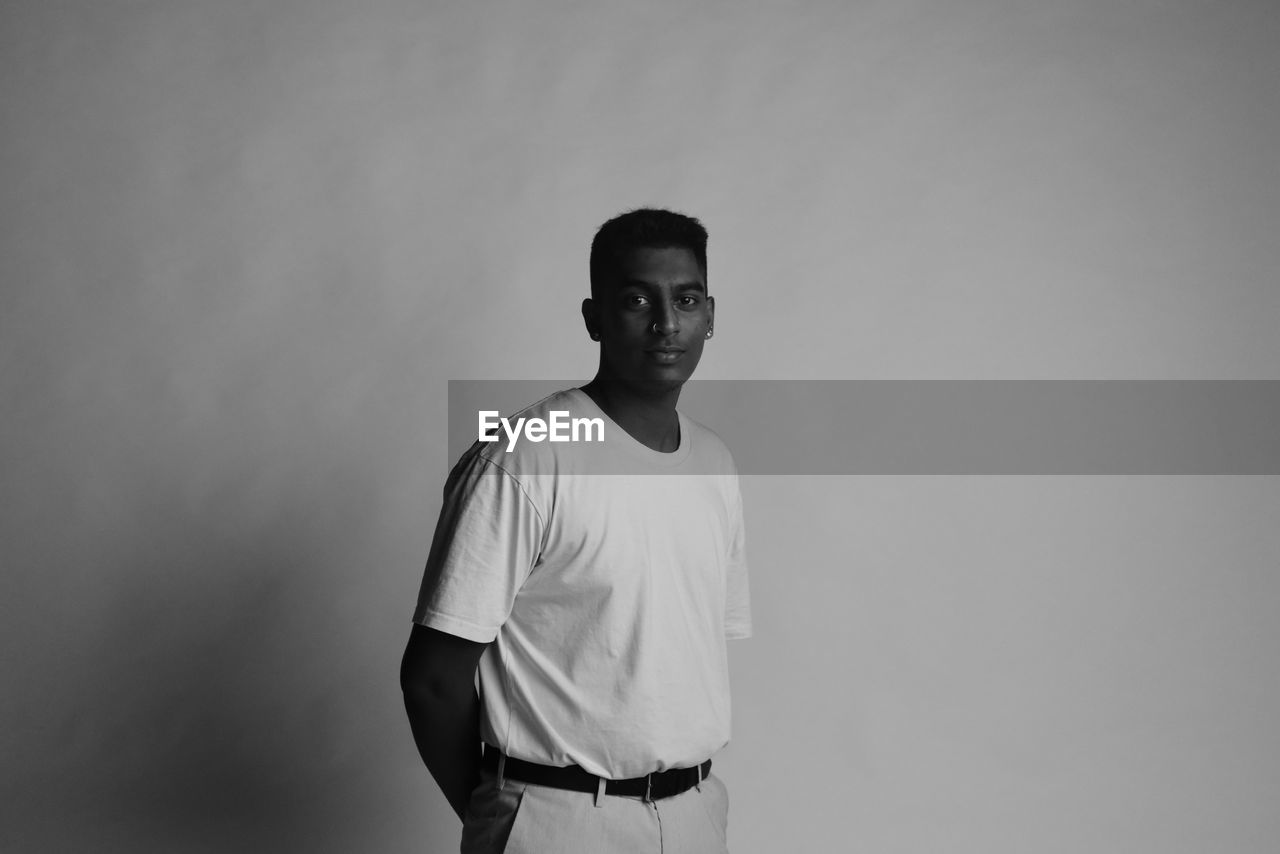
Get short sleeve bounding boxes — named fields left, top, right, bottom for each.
left=412, top=450, right=544, bottom=643
left=723, top=480, right=753, bottom=640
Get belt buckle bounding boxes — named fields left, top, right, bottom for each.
left=643, top=772, right=653, bottom=803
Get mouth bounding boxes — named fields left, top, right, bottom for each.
left=645, top=348, right=686, bottom=364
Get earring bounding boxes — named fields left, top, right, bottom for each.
left=705, top=328, right=714, bottom=339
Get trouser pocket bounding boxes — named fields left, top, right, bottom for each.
left=461, top=773, right=527, bottom=854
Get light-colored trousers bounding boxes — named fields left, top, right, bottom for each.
left=460, top=766, right=731, bottom=854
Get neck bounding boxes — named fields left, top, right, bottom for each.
left=581, top=375, right=683, bottom=453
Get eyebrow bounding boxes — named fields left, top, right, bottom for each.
left=619, top=279, right=706, bottom=292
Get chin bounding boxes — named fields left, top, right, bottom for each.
left=625, top=375, right=689, bottom=396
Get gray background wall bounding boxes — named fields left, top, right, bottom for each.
left=3, top=1, right=1278, bottom=851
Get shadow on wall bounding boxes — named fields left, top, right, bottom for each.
left=8, top=449, right=413, bottom=853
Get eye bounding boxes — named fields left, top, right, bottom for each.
left=677, top=295, right=702, bottom=308
left=624, top=294, right=650, bottom=308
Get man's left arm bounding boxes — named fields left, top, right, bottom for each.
left=724, top=480, right=752, bottom=640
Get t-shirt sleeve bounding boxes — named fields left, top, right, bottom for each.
left=724, top=479, right=753, bottom=640
left=412, top=451, right=544, bottom=643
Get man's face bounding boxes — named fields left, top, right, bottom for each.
left=585, top=246, right=715, bottom=393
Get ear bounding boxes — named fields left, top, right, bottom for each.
left=581, top=297, right=600, bottom=341
left=706, top=295, right=715, bottom=332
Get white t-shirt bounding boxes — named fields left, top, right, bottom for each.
left=413, top=388, right=751, bottom=778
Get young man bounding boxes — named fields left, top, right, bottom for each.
left=401, top=209, right=751, bottom=853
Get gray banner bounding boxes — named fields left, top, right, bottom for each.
left=448, top=381, right=1280, bottom=474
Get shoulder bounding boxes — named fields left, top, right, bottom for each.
left=512, top=388, right=590, bottom=426
left=681, top=412, right=740, bottom=476
left=456, top=387, right=586, bottom=480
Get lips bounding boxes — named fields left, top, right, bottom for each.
left=645, top=348, right=685, bottom=363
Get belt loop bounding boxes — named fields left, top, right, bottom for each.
left=696, top=762, right=703, bottom=792
left=497, top=753, right=507, bottom=789
left=644, top=772, right=653, bottom=803
left=594, top=775, right=607, bottom=808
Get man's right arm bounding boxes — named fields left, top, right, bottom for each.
left=400, top=623, right=490, bottom=820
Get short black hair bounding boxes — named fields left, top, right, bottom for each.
left=589, top=208, right=708, bottom=297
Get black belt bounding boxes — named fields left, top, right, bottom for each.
left=481, top=744, right=711, bottom=801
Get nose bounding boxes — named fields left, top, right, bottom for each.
left=651, top=304, right=679, bottom=336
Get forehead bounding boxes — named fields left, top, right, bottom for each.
left=612, top=246, right=705, bottom=289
